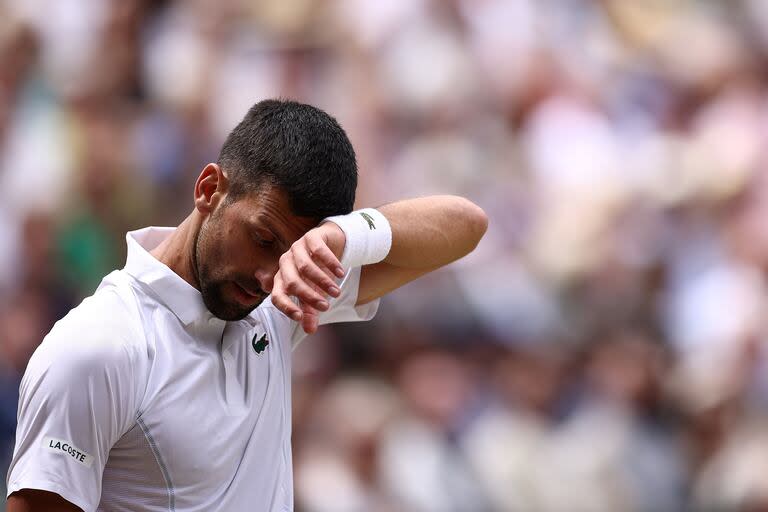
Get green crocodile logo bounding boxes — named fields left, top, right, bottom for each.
left=252, top=333, right=269, bottom=354
left=360, top=212, right=376, bottom=230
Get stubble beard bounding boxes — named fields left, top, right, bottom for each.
left=192, top=221, right=260, bottom=322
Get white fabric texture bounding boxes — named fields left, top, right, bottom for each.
left=6, top=226, right=378, bottom=511
left=322, top=208, right=392, bottom=269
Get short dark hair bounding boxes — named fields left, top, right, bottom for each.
left=218, top=99, right=358, bottom=218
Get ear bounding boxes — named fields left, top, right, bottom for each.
left=194, top=163, right=229, bottom=215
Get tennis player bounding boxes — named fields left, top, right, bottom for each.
left=6, top=99, right=487, bottom=511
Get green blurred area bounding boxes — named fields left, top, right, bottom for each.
left=3, top=1, right=768, bottom=510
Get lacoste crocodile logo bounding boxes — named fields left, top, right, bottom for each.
left=360, top=212, right=376, bottom=230
left=252, top=332, right=269, bottom=354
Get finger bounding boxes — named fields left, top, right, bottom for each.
left=303, top=280, right=325, bottom=330
left=300, top=301, right=320, bottom=334
left=300, top=280, right=325, bottom=333
left=279, top=253, right=330, bottom=311
left=291, top=243, right=341, bottom=298
left=306, top=234, right=345, bottom=278
left=271, top=271, right=303, bottom=322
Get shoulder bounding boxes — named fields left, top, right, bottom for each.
left=27, top=276, right=147, bottom=386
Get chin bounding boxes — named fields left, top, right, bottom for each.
left=203, top=295, right=260, bottom=321
left=201, top=280, right=267, bottom=321
left=210, top=304, right=255, bottom=322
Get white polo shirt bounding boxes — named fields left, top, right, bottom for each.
left=6, top=227, right=378, bottom=511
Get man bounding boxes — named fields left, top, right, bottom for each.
left=6, top=99, right=488, bottom=511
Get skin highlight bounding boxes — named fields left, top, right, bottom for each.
left=150, top=163, right=323, bottom=321
left=7, top=102, right=489, bottom=512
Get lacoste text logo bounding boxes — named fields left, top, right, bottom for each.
left=43, top=436, right=94, bottom=468
left=252, top=332, right=269, bottom=354
left=360, top=212, right=376, bottom=230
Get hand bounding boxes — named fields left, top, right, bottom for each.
left=271, top=222, right=346, bottom=333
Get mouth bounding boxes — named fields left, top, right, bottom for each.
left=232, top=282, right=266, bottom=305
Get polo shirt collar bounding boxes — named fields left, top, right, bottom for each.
left=123, top=227, right=211, bottom=325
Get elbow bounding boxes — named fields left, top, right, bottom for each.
left=456, top=197, right=488, bottom=251
left=469, top=205, right=489, bottom=250
left=473, top=204, right=489, bottom=242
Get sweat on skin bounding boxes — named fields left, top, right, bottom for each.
left=6, top=99, right=488, bottom=512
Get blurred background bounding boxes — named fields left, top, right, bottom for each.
left=4, top=0, right=768, bottom=510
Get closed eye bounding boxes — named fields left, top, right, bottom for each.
left=253, top=232, right=275, bottom=248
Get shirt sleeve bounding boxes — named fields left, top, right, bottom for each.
left=6, top=298, right=142, bottom=511
left=290, top=265, right=379, bottom=347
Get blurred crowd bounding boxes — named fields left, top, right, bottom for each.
left=3, top=0, right=768, bottom=510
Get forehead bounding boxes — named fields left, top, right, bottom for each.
left=228, top=187, right=318, bottom=240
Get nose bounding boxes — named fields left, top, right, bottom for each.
left=254, top=266, right=275, bottom=294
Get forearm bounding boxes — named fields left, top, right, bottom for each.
left=271, top=195, right=488, bottom=324
left=377, top=195, right=488, bottom=270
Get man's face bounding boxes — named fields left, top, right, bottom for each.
left=193, top=187, right=318, bottom=321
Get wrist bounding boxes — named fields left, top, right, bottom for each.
left=321, top=208, right=392, bottom=268
left=318, top=221, right=346, bottom=260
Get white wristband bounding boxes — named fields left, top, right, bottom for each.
left=322, top=208, right=392, bottom=268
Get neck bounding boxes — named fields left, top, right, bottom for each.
left=150, top=213, right=202, bottom=291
